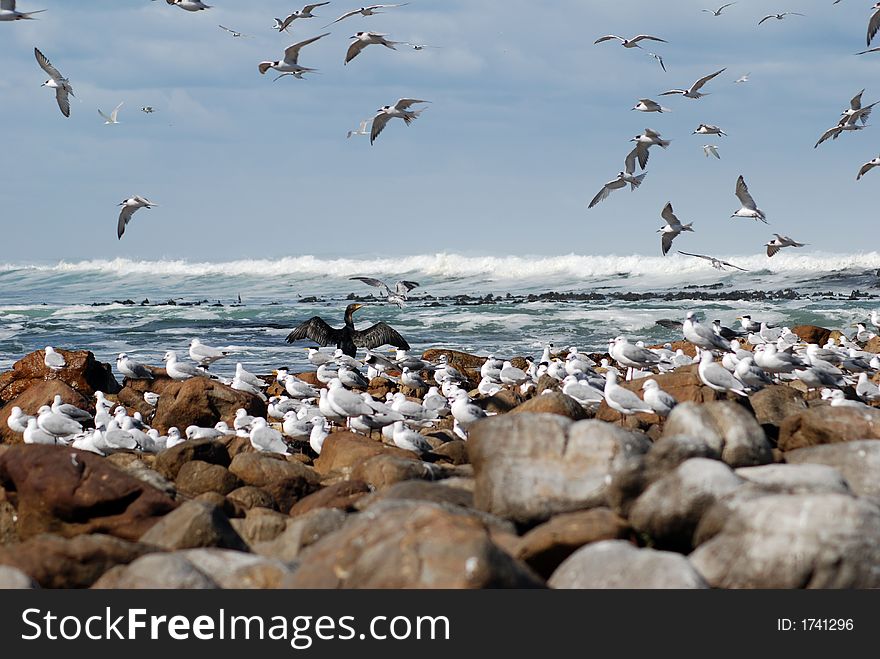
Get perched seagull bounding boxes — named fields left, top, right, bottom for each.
left=693, top=123, right=726, bottom=136
left=868, top=2, right=880, bottom=47
left=703, top=144, right=721, bottom=159
left=144, top=392, right=160, bottom=407
left=626, top=128, right=670, bottom=171
left=259, top=33, right=330, bottom=77
left=684, top=311, right=733, bottom=352
left=324, top=3, right=409, bottom=27
left=117, top=353, right=154, bottom=380
left=632, top=99, right=670, bottom=113
left=603, top=370, right=653, bottom=416
left=678, top=251, right=748, bottom=272
left=98, top=102, right=123, bottom=125
left=346, top=118, right=371, bottom=138
left=163, top=0, right=212, bottom=10
left=117, top=196, right=157, bottom=240
left=164, top=350, right=211, bottom=381
left=702, top=3, right=736, bottom=16
left=274, top=2, right=330, bottom=32
left=370, top=98, right=429, bottom=145
left=35, top=47, right=74, bottom=117
left=646, top=52, right=666, bottom=72
left=734, top=72, right=750, bottom=83
left=857, top=156, right=880, bottom=180
left=141, top=106, right=156, bottom=113
left=349, top=276, right=419, bottom=307
left=345, top=32, right=400, bottom=65
left=660, top=67, right=725, bottom=99
left=218, top=25, right=250, bottom=38
left=641, top=380, right=677, bottom=417
left=0, top=1, right=45, bottom=21
left=698, top=351, right=748, bottom=396
left=658, top=202, right=694, bottom=256
left=189, top=338, right=228, bottom=367
left=588, top=171, right=646, bottom=208
left=758, top=12, right=805, bottom=25
left=765, top=234, right=806, bottom=257
left=43, top=346, right=66, bottom=370
left=594, top=34, right=667, bottom=48
left=731, top=175, right=767, bottom=223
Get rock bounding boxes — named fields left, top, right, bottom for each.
left=735, top=463, right=849, bottom=495
left=643, top=434, right=722, bottom=482
left=154, top=438, right=231, bottom=480
left=0, top=444, right=177, bottom=541
left=0, top=493, right=17, bottom=545
left=151, top=378, right=267, bottom=435
left=122, top=368, right=179, bottom=398
left=662, top=402, right=772, bottom=468
left=355, top=481, right=473, bottom=510
left=790, top=325, right=832, bottom=346
left=784, top=440, right=880, bottom=498
left=0, top=348, right=120, bottom=406
left=289, top=480, right=371, bottom=517
left=690, top=493, right=880, bottom=588
left=748, top=385, right=807, bottom=429
left=421, top=349, right=485, bottom=372
left=479, top=390, right=523, bottom=415
left=0, top=533, right=155, bottom=588
left=228, top=453, right=321, bottom=512
left=312, top=432, right=420, bottom=477
left=92, top=553, right=219, bottom=589
left=536, top=375, right=561, bottom=395
left=468, top=415, right=651, bottom=525
left=115, top=386, right=156, bottom=420
left=431, top=440, right=469, bottom=465
left=864, top=336, right=880, bottom=354
left=283, top=501, right=543, bottom=588
left=177, top=548, right=293, bottom=588
left=230, top=508, right=290, bottom=546
left=227, top=486, right=277, bottom=511
left=514, top=508, right=633, bottom=580
left=548, top=540, right=707, bottom=589
left=138, top=501, right=248, bottom=551
left=195, top=492, right=244, bottom=520
left=350, top=454, right=440, bottom=489
left=509, top=392, right=589, bottom=420
left=0, top=565, right=36, bottom=589
left=778, top=407, right=880, bottom=451
left=253, top=508, right=348, bottom=563
left=0, top=380, right=93, bottom=445
left=175, top=460, right=243, bottom=497
left=628, top=458, right=743, bottom=552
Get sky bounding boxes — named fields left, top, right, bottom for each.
left=0, top=0, right=878, bottom=263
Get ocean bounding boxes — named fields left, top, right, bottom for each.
left=1, top=252, right=879, bottom=377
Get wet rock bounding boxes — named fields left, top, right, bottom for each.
left=0, top=380, right=91, bottom=445
left=253, top=508, right=348, bottom=563
left=350, top=454, right=440, bottom=489
left=0, top=444, right=177, bottom=541
left=289, top=480, right=371, bottom=517
left=138, top=501, right=248, bottom=552
left=691, top=494, right=880, bottom=588
left=175, top=460, right=243, bottom=497
left=514, top=508, right=633, bottom=580
left=283, top=500, right=543, bottom=588
left=0, top=565, right=36, bottom=589
left=0, top=348, right=120, bottom=406
left=468, top=415, right=651, bottom=525
left=313, top=432, right=419, bottom=477
left=228, top=453, right=321, bottom=512
left=734, top=463, right=851, bottom=495
left=510, top=392, right=589, bottom=420
left=154, top=438, right=231, bottom=480
left=151, top=378, right=266, bottom=435
left=92, top=553, right=219, bottom=589
left=784, top=440, right=880, bottom=498
left=778, top=407, right=880, bottom=451
left=549, top=540, right=707, bottom=589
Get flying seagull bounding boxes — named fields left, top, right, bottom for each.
left=734, top=72, right=750, bottom=83
left=626, top=128, right=670, bottom=172
left=35, top=47, right=74, bottom=117
left=162, top=0, right=212, bottom=10
left=349, top=277, right=420, bottom=308
left=588, top=172, right=646, bottom=208
left=857, top=156, right=880, bottom=179
left=594, top=34, right=667, bottom=48
left=868, top=2, right=880, bottom=47
left=259, top=33, right=330, bottom=77
left=693, top=123, right=726, bottom=136
left=765, top=234, right=806, bottom=257
left=285, top=303, right=410, bottom=358
left=324, top=3, right=409, bottom=28
left=0, top=1, right=45, bottom=21
left=632, top=99, right=670, bottom=113
left=274, top=2, right=330, bottom=32
left=856, top=46, right=880, bottom=55
left=758, top=12, right=805, bottom=25
left=141, top=106, right=156, bottom=113
left=646, top=52, right=666, bottom=71
left=347, top=118, right=371, bottom=138
left=731, top=175, right=767, bottom=223
left=117, top=196, right=157, bottom=240
left=702, top=3, right=736, bottom=16
left=345, top=32, right=400, bottom=65
left=703, top=144, right=721, bottom=159
left=678, top=251, right=748, bottom=272
left=218, top=25, right=250, bottom=38
left=370, top=98, right=429, bottom=145
left=98, top=102, right=123, bottom=125
left=660, top=67, right=725, bottom=98
left=658, top=202, right=694, bottom=256
left=838, top=89, right=876, bottom=126
left=814, top=122, right=867, bottom=148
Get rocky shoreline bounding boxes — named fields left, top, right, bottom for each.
left=1, top=323, right=880, bottom=589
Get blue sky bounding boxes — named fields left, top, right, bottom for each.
left=0, top=0, right=878, bottom=262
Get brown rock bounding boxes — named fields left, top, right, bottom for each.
left=864, top=336, right=880, bottom=354
left=194, top=492, right=244, bottom=519
left=515, top=509, right=634, bottom=579
left=0, top=444, right=177, bottom=541
left=115, top=386, right=155, bottom=420
left=0, top=349, right=120, bottom=406
left=749, top=384, right=807, bottom=429
left=0, top=492, right=18, bottom=545
left=122, top=367, right=178, bottom=397
left=784, top=440, right=880, bottom=498
left=289, top=480, right=371, bottom=517
left=154, top=438, right=231, bottom=480
left=151, top=377, right=267, bottom=434
left=432, top=440, right=469, bottom=465
left=139, top=501, right=248, bottom=551
left=350, top=453, right=438, bottom=489
left=479, top=389, right=523, bottom=414
left=0, top=533, right=156, bottom=588
left=791, top=325, right=833, bottom=347
left=228, top=452, right=321, bottom=512
left=421, top=349, right=486, bottom=372
left=0, top=380, right=91, bottom=445
left=227, top=486, right=277, bottom=511
left=355, top=480, right=473, bottom=510
left=92, top=553, right=218, bottom=589
left=177, top=548, right=293, bottom=588
left=175, top=460, right=243, bottom=497
left=510, top=392, right=589, bottom=420
left=312, top=431, right=419, bottom=477
left=252, top=508, right=348, bottom=562
left=230, top=508, right=290, bottom=545
left=778, top=407, right=880, bottom=451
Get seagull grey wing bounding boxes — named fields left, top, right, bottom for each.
left=98, top=108, right=112, bottom=122
left=660, top=202, right=678, bottom=225
left=593, top=35, right=619, bottom=44
left=857, top=162, right=874, bottom=180
left=735, top=175, right=757, bottom=208
left=636, top=142, right=650, bottom=169
left=658, top=89, right=685, bottom=96
left=304, top=2, right=331, bottom=11
left=354, top=322, right=410, bottom=350
left=34, top=48, right=62, bottom=80
left=766, top=243, right=780, bottom=257
left=758, top=15, right=774, bottom=25
left=661, top=232, right=674, bottom=256
left=394, top=98, right=429, bottom=110
left=395, top=280, right=419, bottom=295
left=285, top=316, right=343, bottom=346
left=117, top=206, right=135, bottom=240
left=851, top=89, right=865, bottom=110
left=632, top=35, right=667, bottom=43
left=0, top=1, right=15, bottom=11
left=677, top=250, right=712, bottom=262
left=868, top=9, right=880, bottom=47
left=345, top=39, right=366, bottom=64
left=624, top=147, right=638, bottom=175
left=55, top=86, right=71, bottom=117
left=326, top=9, right=361, bottom=26
left=814, top=126, right=839, bottom=148
left=284, top=32, right=330, bottom=62
left=588, top=184, right=611, bottom=209
left=720, top=259, right=749, bottom=271
left=349, top=276, right=392, bottom=296
left=691, top=68, right=726, bottom=91
left=370, top=112, right=391, bottom=144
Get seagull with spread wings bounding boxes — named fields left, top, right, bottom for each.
left=350, top=277, right=420, bottom=308
left=702, top=3, right=736, bottom=16
left=345, top=32, right=400, bottom=64
left=324, top=3, right=409, bottom=27
left=370, top=98, right=429, bottom=144
left=857, top=156, right=880, bottom=180
left=117, top=196, right=157, bottom=240
left=731, top=175, right=768, bottom=223
left=98, top=102, right=123, bottom=125
left=274, top=2, right=330, bottom=32
left=658, top=202, right=694, bottom=256
left=218, top=25, right=251, bottom=38
left=660, top=67, right=725, bottom=98
left=588, top=172, right=646, bottom=209
left=765, top=234, right=806, bottom=257
left=758, top=12, right=805, bottom=26
left=678, top=251, right=748, bottom=272
left=259, top=33, right=330, bottom=77
left=594, top=34, right=667, bottom=48
left=703, top=144, right=721, bottom=159
left=35, top=47, right=74, bottom=117
left=0, top=0, right=45, bottom=21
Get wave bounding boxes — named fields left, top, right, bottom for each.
left=2, top=252, right=880, bottom=282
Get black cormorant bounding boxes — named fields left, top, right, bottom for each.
left=285, top=303, right=410, bottom=357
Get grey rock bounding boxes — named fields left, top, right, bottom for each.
left=252, top=508, right=349, bottom=563
left=0, top=565, right=37, bottom=589
left=92, top=553, right=219, bottom=589
left=784, top=440, right=880, bottom=499
left=139, top=501, right=248, bottom=552
left=735, top=464, right=851, bottom=495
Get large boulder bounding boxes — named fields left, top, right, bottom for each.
left=175, top=460, right=243, bottom=497
left=0, top=380, right=91, bottom=445
left=229, top=508, right=290, bottom=546
left=510, top=392, right=589, bottom=420
left=176, top=548, right=293, bottom=588
left=252, top=508, right=349, bottom=563
left=228, top=453, right=321, bottom=512
left=0, top=444, right=177, bottom=541
left=138, top=501, right=248, bottom=551
left=691, top=493, right=880, bottom=588
left=350, top=454, right=441, bottom=489
left=548, top=540, right=707, bottom=589
left=288, top=480, right=371, bottom=517
left=748, top=385, right=807, bottom=429
left=154, top=438, right=231, bottom=480
left=312, top=432, right=420, bottom=477
left=0, top=348, right=120, bottom=405
left=92, top=553, right=219, bottom=589
left=790, top=325, right=833, bottom=346
left=468, top=414, right=651, bottom=525
left=151, top=378, right=266, bottom=434
left=784, top=440, right=880, bottom=498
left=777, top=407, right=880, bottom=451
left=734, top=463, right=851, bottom=495
left=283, top=500, right=544, bottom=588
